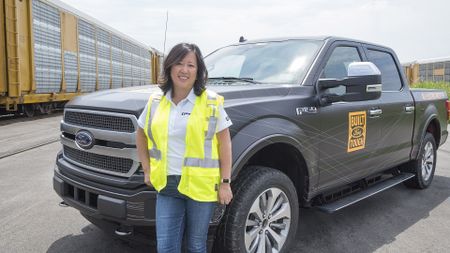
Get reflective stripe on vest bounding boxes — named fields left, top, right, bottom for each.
left=145, top=90, right=223, bottom=202
left=204, top=93, right=218, bottom=160
left=147, top=96, right=162, bottom=160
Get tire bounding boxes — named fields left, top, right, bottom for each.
left=402, top=132, right=437, bottom=189
left=215, top=166, right=299, bottom=253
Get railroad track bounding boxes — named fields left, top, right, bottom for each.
left=0, top=112, right=63, bottom=126
left=0, top=137, right=60, bottom=160
left=0, top=112, right=63, bottom=160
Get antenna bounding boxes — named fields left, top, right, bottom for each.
left=163, top=11, right=169, bottom=55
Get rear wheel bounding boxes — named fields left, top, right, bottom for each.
left=215, top=166, right=299, bottom=253
left=402, top=132, right=437, bottom=189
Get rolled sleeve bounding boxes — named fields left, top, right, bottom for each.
left=137, top=103, right=149, bottom=129
left=216, top=105, right=233, bottom=133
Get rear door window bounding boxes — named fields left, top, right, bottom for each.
left=366, top=50, right=402, bottom=91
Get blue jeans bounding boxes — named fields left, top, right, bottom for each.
left=156, top=181, right=216, bottom=253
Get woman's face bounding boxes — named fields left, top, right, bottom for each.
left=170, top=51, right=198, bottom=91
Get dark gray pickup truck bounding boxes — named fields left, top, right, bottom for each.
left=53, top=36, right=449, bottom=253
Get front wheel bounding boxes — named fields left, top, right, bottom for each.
left=402, top=132, right=437, bottom=189
left=215, top=166, right=299, bottom=253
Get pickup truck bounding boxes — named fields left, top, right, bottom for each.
left=53, top=36, right=449, bottom=253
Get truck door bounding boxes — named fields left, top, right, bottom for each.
left=316, top=42, right=383, bottom=192
left=363, top=46, right=415, bottom=169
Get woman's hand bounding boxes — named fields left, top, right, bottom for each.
left=217, top=128, right=233, bottom=205
left=144, top=172, right=152, bottom=187
left=136, top=127, right=152, bottom=188
left=218, top=183, right=233, bottom=205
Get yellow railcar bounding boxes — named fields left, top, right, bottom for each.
left=1, top=0, right=162, bottom=116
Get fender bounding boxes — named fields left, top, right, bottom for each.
left=231, top=117, right=319, bottom=191
left=411, top=102, right=440, bottom=160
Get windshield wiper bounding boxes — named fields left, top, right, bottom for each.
left=208, top=77, right=261, bottom=84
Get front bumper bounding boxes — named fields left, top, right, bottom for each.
left=53, top=156, right=157, bottom=226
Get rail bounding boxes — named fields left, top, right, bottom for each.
left=0, top=138, right=59, bottom=160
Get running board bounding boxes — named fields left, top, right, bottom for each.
left=316, top=173, right=415, bottom=213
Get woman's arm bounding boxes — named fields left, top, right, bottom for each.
left=136, top=127, right=152, bottom=187
left=217, top=128, right=233, bottom=205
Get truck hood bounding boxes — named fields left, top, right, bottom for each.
left=65, top=84, right=302, bottom=116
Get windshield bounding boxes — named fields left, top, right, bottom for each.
left=205, top=40, right=323, bottom=84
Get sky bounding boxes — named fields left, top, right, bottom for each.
left=58, top=0, right=450, bottom=63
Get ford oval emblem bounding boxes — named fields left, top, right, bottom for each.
left=75, top=130, right=95, bottom=150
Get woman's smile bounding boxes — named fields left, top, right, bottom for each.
left=171, top=51, right=198, bottom=89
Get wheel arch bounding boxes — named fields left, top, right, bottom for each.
left=231, top=118, right=317, bottom=206
left=425, top=117, right=441, bottom=148
left=414, top=115, right=441, bottom=160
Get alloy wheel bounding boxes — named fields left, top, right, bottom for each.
left=244, top=187, right=291, bottom=253
left=421, top=141, right=434, bottom=181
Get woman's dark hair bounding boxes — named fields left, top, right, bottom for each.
left=158, top=43, right=208, bottom=96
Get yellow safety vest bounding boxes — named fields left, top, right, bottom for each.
left=143, top=89, right=224, bottom=202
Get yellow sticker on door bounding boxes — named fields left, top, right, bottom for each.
left=348, top=111, right=366, bottom=152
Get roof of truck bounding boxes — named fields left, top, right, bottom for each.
left=231, top=36, right=389, bottom=49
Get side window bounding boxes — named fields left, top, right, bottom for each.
left=367, top=50, right=402, bottom=91
left=321, top=46, right=362, bottom=94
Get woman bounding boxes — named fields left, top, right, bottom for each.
left=136, top=43, right=233, bottom=253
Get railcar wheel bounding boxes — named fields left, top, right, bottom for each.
left=22, top=104, right=36, bottom=118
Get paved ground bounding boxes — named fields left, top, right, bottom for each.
left=0, top=115, right=449, bottom=252
left=0, top=113, right=62, bottom=158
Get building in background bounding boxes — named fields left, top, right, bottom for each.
left=403, top=57, right=450, bottom=85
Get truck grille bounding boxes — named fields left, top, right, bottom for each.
left=63, top=146, right=134, bottom=174
left=64, top=111, right=135, bottom=132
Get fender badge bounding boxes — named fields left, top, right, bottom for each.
left=296, top=107, right=317, bottom=115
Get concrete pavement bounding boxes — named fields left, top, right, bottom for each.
left=0, top=118, right=449, bottom=252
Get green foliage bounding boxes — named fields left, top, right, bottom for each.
left=411, top=82, right=450, bottom=98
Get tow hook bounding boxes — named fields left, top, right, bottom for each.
left=115, top=225, right=133, bottom=236
left=59, top=201, right=69, bottom=207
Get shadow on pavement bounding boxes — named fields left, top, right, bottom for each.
left=47, top=224, right=153, bottom=253
left=46, top=175, right=450, bottom=253
left=294, top=175, right=450, bottom=252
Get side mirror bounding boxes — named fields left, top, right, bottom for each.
left=318, top=62, right=382, bottom=105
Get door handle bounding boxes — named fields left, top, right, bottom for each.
left=405, top=105, right=415, bottom=113
left=369, top=108, right=383, bottom=117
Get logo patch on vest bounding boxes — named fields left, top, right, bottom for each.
left=181, top=112, right=191, bottom=116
